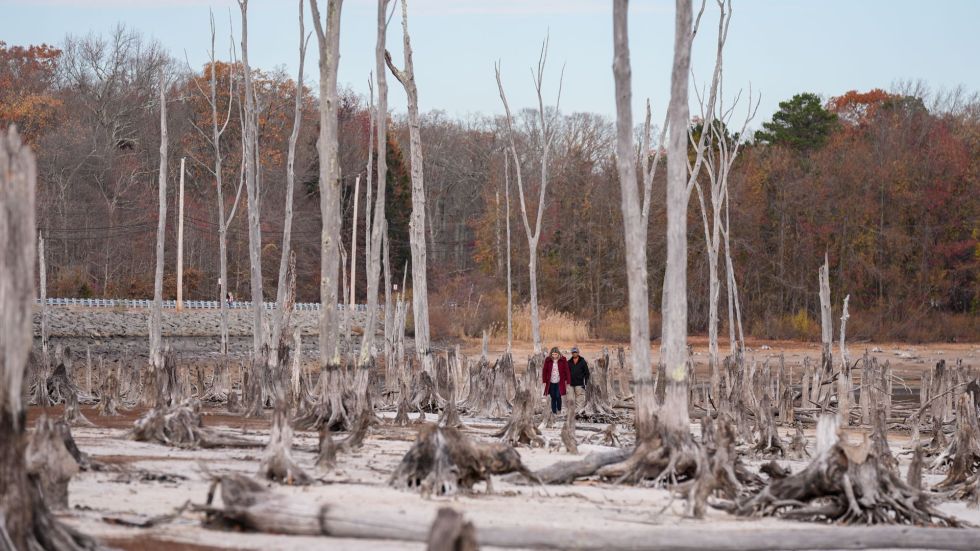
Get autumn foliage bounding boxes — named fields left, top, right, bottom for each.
left=1, top=26, right=977, bottom=342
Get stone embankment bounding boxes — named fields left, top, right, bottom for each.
left=31, top=307, right=378, bottom=363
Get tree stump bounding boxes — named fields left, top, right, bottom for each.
left=390, top=424, right=535, bottom=496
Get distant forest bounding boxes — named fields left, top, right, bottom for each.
left=2, top=28, right=977, bottom=342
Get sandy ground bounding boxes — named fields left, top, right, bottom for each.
left=24, top=338, right=980, bottom=549
left=32, top=396, right=980, bottom=551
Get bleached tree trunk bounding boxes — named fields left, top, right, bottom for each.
left=819, top=252, right=833, bottom=377
left=345, top=175, right=360, bottom=345
left=0, top=126, right=37, bottom=548
left=504, top=154, right=513, bottom=353
left=837, top=294, right=851, bottom=425
left=660, top=0, right=696, bottom=435
left=238, top=0, right=265, bottom=359
left=147, top=73, right=168, bottom=408
left=612, top=0, right=654, bottom=437
left=692, top=9, right=756, bottom=405
left=385, top=0, right=433, bottom=374
left=360, top=0, right=391, bottom=367
left=176, top=157, right=185, bottom=311
left=1, top=126, right=94, bottom=551
left=310, top=0, right=347, bottom=426
left=193, top=11, right=242, bottom=401
left=273, top=1, right=308, bottom=363
left=38, top=232, right=48, bottom=361
left=494, top=39, right=563, bottom=356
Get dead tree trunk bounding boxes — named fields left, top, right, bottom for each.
left=38, top=231, right=49, bottom=367
left=146, top=71, right=169, bottom=409
left=238, top=0, right=269, bottom=417
left=385, top=0, right=433, bottom=375
left=1, top=126, right=103, bottom=550
left=271, top=0, right=309, bottom=396
left=390, top=424, right=535, bottom=496
left=837, top=294, right=851, bottom=425
left=361, top=0, right=391, bottom=366
left=309, top=0, right=347, bottom=429
left=494, top=38, right=563, bottom=356
left=818, top=253, right=833, bottom=395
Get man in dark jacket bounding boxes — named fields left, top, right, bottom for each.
left=568, top=346, right=589, bottom=409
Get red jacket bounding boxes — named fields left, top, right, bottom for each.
left=542, top=356, right=571, bottom=396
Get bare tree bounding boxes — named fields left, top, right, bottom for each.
left=504, top=154, right=514, bottom=352
left=272, top=0, right=310, bottom=368
left=237, top=0, right=267, bottom=416
left=38, top=231, right=49, bottom=363
left=691, top=6, right=757, bottom=402
left=385, top=0, right=433, bottom=373
left=146, top=70, right=168, bottom=408
left=309, top=0, right=347, bottom=428
left=494, top=37, right=564, bottom=356
left=361, top=0, right=392, bottom=371
left=185, top=12, right=242, bottom=401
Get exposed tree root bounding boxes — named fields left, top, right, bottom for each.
left=410, top=371, right=442, bottom=413
left=495, top=387, right=543, bottom=447
left=933, top=393, right=980, bottom=501
left=295, top=364, right=350, bottom=432
left=392, top=377, right=412, bottom=427
left=753, top=394, right=785, bottom=458
left=46, top=362, right=93, bottom=427
left=390, top=424, right=536, bottom=496
left=97, top=367, right=120, bottom=416
left=131, top=398, right=260, bottom=449
left=730, top=415, right=960, bottom=525
left=787, top=422, right=811, bottom=460
left=516, top=448, right=633, bottom=485
left=258, top=408, right=311, bottom=485
left=25, top=415, right=80, bottom=510
left=437, top=367, right=464, bottom=429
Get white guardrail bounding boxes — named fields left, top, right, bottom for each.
left=36, top=298, right=369, bottom=312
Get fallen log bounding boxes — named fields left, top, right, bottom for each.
left=196, top=475, right=980, bottom=550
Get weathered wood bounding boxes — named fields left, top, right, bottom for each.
left=202, top=474, right=980, bottom=550
left=385, top=0, right=433, bottom=374
left=427, top=507, right=478, bottom=551
left=146, top=70, right=168, bottom=409
left=391, top=424, right=535, bottom=496
left=1, top=126, right=103, bottom=550
left=361, top=0, right=392, bottom=367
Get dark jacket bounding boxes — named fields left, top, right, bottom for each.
left=542, top=356, right=570, bottom=396
left=569, top=355, right=590, bottom=387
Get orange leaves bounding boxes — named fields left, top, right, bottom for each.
left=0, top=41, right=62, bottom=147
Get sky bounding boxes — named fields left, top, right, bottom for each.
left=3, top=0, right=979, bottom=127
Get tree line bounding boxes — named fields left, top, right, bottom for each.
left=1, top=27, right=977, bottom=343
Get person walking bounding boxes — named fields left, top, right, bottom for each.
left=542, top=346, right=570, bottom=415
left=568, top=346, right=589, bottom=408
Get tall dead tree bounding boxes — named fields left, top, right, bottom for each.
left=146, top=71, right=169, bottom=408
left=504, top=154, right=513, bottom=352
left=38, top=231, right=49, bottom=363
left=309, top=0, right=347, bottom=428
left=494, top=38, right=564, bottom=356
left=271, top=0, right=309, bottom=378
left=187, top=12, right=241, bottom=401
left=385, top=0, right=434, bottom=374
left=1, top=127, right=102, bottom=550
left=237, top=0, right=268, bottom=417
left=692, top=16, right=758, bottom=403
left=360, top=0, right=392, bottom=369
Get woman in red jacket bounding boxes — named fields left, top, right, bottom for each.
left=542, top=346, right=570, bottom=414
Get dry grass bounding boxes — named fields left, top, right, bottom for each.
left=506, top=303, right=590, bottom=344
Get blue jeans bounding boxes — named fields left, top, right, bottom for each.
left=549, top=383, right=562, bottom=414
